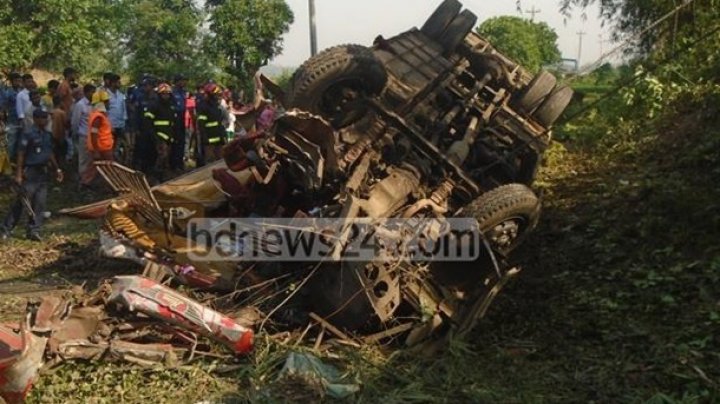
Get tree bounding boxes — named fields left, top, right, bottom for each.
left=208, top=0, right=294, bottom=82
left=121, top=0, right=215, bottom=81
left=558, top=0, right=720, bottom=55
left=477, top=16, right=562, bottom=73
left=0, top=0, right=118, bottom=72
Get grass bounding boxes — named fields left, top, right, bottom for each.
left=2, top=95, right=720, bottom=402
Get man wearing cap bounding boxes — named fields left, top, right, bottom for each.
left=171, top=74, right=188, bottom=171
left=141, top=83, right=177, bottom=179
left=196, top=83, right=227, bottom=166
left=81, top=90, right=113, bottom=186
left=1, top=109, right=64, bottom=242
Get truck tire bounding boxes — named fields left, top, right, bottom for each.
left=534, top=86, right=574, bottom=127
left=286, top=44, right=387, bottom=128
left=437, top=10, right=478, bottom=55
left=465, top=183, right=540, bottom=254
left=515, top=70, right=556, bottom=114
left=421, top=0, right=462, bottom=41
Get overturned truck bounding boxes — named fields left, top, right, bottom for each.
left=65, top=0, right=572, bottom=345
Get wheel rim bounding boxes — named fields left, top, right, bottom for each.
left=486, top=216, right=526, bottom=251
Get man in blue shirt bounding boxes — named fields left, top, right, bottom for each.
left=1, top=109, right=64, bottom=242
left=105, top=73, right=128, bottom=161
left=3, top=72, right=23, bottom=160
left=170, top=74, right=188, bottom=171
left=71, top=84, right=96, bottom=185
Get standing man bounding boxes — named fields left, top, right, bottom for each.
left=106, top=73, right=128, bottom=162
left=56, top=67, right=77, bottom=114
left=142, top=83, right=177, bottom=179
left=41, top=80, right=59, bottom=112
left=196, top=83, right=226, bottom=167
left=71, top=84, right=96, bottom=185
left=170, top=74, right=188, bottom=172
left=81, top=90, right=113, bottom=186
left=3, top=72, right=23, bottom=161
left=130, top=76, right=157, bottom=169
left=51, top=95, right=70, bottom=168
left=22, top=90, right=48, bottom=133
left=1, top=109, right=64, bottom=242
left=15, top=74, right=35, bottom=130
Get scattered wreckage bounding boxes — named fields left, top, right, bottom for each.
left=1, top=0, right=573, bottom=400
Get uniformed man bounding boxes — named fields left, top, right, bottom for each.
left=130, top=76, right=157, bottom=170
left=1, top=109, right=64, bottom=242
left=196, top=83, right=226, bottom=167
left=141, top=82, right=177, bottom=179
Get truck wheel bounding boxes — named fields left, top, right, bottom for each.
left=465, top=183, right=540, bottom=254
left=534, top=86, right=574, bottom=127
left=286, top=45, right=387, bottom=128
left=421, top=0, right=462, bottom=41
left=515, top=70, right=556, bottom=114
left=438, top=10, right=478, bottom=55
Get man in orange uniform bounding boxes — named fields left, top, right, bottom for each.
left=81, top=90, right=113, bottom=187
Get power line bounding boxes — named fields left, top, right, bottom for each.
left=525, top=6, right=541, bottom=22
left=577, top=0, right=699, bottom=75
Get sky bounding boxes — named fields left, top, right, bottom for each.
left=271, top=0, right=614, bottom=69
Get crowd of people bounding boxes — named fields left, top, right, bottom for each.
left=0, top=67, right=276, bottom=241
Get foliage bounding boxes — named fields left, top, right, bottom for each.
left=0, top=0, right=294, bottom=87
left=559, top=0, right=720, bottom=55
left=0, top=0, right=119, bottom=73
left=477, top=16, right=561, bottom=73
left=121, top=0, right=216, bottom=82
left=208, top=0, right=294, bottom=82
left=272, top=68, right=295, bottom=91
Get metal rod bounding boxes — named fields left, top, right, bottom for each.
left=309, top=0, right=318, bottom=56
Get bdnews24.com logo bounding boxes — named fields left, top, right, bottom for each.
left=186, top=218, right=481, bottom=262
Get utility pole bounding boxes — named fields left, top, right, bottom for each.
left=309, top=0, right=318, bottom=56
left=576, top=30, right=586, bottom=69
left=525, top=5, right=541, bottom=22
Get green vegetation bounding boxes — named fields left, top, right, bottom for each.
left=477, top=16, right=561, bottom=72
left=2, top=1, right=720, bottom=402
left=208, top=0, right=294, bottom=83
left=0, top=0, right=294, bottom=84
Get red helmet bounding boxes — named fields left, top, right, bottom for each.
left=204, top=83, right=221, bottom=95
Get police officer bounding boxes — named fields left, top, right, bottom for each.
left=196, top=83, right=226, bottom=167
left=141, top=83, right=177, bottom=179
left=1, top=109, right=63, bottom=242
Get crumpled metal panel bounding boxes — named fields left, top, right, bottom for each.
left=108, top=276, right=254, bottom=355
left=0, top=324, right=48, bottom=404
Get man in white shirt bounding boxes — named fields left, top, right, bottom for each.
left=15, top=74, right=35, bottom=125
left=70, top=84, right=96, bottom=184
left=22, top=90, right=50, bottom=133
